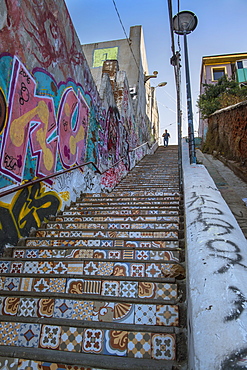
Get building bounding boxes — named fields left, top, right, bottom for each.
left=198, top=52, right=247, bottom=139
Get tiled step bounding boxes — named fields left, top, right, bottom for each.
left=45, top=221, right=180, bottom=230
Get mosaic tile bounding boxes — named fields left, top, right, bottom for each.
left=150, top=251, right=165, bottom=260
left=135, top=304, right=156, bottom=325
left=108, top=251, right=121, bottom=259
left=33, top=278, right=50, bottom=292
left=104, top=330, right=127, bottom=356
left=53, top=249, right=66, bottom=258
left=4, top=277, right=20, bottom=291
left=92, top=301, right=114, bottom=322
left=2, top=297, right=20, bottom=316
left=52, top=262, right=68, bottom=275
left=25, top=249, right=39, bottom=258
left=0, top=322, right=20, bottom=345
left=18, top=297, right=38, bottom=317
left=0, top=296, right=4, bottom=313
left=39, top=325, right=61, bottom=350
left=145, top=263, right=162, bottom=277
left=37, top=298, right=54, bottom=318
left=67, top=262, right=84, bottom=275
left=72, top=300, right=94, bottom=320
left=130, top=263, right=145, bottom=277
left=101, top=281, right=120, bottom=297
left=23, top=261, right=39, bottom=273
left=12, top=249, right=25, bottom=259
left=93, top=250, right=107, bottom=259
left=49, top=278, right=66, bottom=293
left=82, top=328, right=104, bottom=353
left=88, top=240, right=100, bottom=247
left=59, top=326, right=83, bottom=352
left=124, top=241, right=138, bottom=248
left=101, top=240, right=113, bottom=248
left=66, top=279, right=84, bottom=294
left=120, top=281, right=137, bottom=298
left=20, top=277, right=33, bottom=292
left=127, top=332, right=151, bottom=358
left=138, top=282, right=156, bottom=298
left=18, top=323, right=40, bottom=347
left=0, top=262, right=10, bottom=273
left=156, top=305, right=179, bottom=326
left=17, top=359, right=41, bottom=369
left=40, top=362, right=66, bottom=370
left=83, top=261, right=98, bottom=275
left=97, top=262, right=114, bottom=276
left=115, top=240, right=124, bottom=247
left=135, top=250, right=150, bottom=260
left=164, top=250, right=179, bottom=262
left=0, top=357, right=18, bottom=370
left=156, top=283, right=177, bottom=300
left=83, top=280, right=101, bottom=295
left=161, top=263, right=186, bottom=279
left=0, top=277, right=5, bottom=290
left=38, top=249, right=53, bottom=258
left=54, top=299, right=73, bottom=318
left=123, top=250, right=134, bottom=259
left=151, top=333, right=176, bottom=360
left=113, top=303, right=134, bottom=324
left=38, top=261, right=53, bottom=274
left=79, top=249, right=94, bottom=259
left=112, top=263, right=129, bottom=276
left=140, top=241, right=152, bottom=248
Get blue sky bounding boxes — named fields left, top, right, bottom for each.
left=64, top=0, right=247, bottom=144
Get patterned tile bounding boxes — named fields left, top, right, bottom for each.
left=9, top=262, right=24, bottom=274
left=23, top=261, right=39, bottom=273
left=127, top=332, right=151, bottom=358
left=156, top=305, right=179, bottom=326
left=138, top=282, right=156, bottom=299
left=72, top=301, right=94, bottom=320
left=97, top=262, right=114, bottom=276
left=39, top=325, right=61, bottom=350
left=0, top=262, right=10, bottom=273
left=120, top=281, right=137, bottom=298
left=79, top=249, right=94, bottom=259
left=13, top=249, right=25, bottom=258
left=92, top=301, right=114, bottom=322
left=155, top=283, right=177, bottom=300
left=101, top=281, right=120, bottom=297
left=18, top=298, right=38, bottom=317
left=41, top=363, right=66, bottom=370
left=52, top=262, right=68, bottom=275
left=37, top=298, right=54, bottom=318
left=53, top=299, right=73, bottom=318
left=0, top=322, right=20, bottom=345
left=33, top=278, right=50, bottom=292
left=59, top=326, right=83, bottom=352
left=66, top=279, right=84, bottom=294
left=113, top=302, right=134, bottom=324
left=20, top=277, right=33, bottom=292
left=134, top=304, right=156, bottom=325
left=101, top=240, right=113, bottom=248
left=38, top=250, right=53, bottom=258
left=25, top=249, right=39, bottom=258
left=83, top=261, right=98, bottom=275
left=113, top=263, right=129, bottom=276
left=123, top=250, right=134, bottom=259
left=17, top=359, right=41, bottom=369
left=93, top=250, right=107, bottom=259
left=49, top=278, right=66, bottom=293
left=4, top=277, right=20, bottom=291
left=135, top=250, right=150, bottom=260
left=150, top=251, right=165, bottom=260
left=151, top=333, right=176, bottom=360
left=130, top=263, right=145, bottom=277
left=108, top=251, right=121, bottom=259
left=38, top=261, right=53, bottom=274
left=145, top=263, right=162, bottom=277
left=83, top=280, right=101, bottom=295
left=82, top=328, right=104, bottom=354
left=67, top=262, right=84, bottom=275
left=0, top=277, right=6, bottom=290
left=2, top=297, right=20, bottom=316
left=104, top=330, right=127, bottom=356
left=53, top=249, right=66, bottom=258
left=18, top=323, right=40, bottom=347
left=0, top=357, right=18, bottom=370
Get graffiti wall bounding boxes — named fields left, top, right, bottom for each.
left=0, top=0, right=157, bottom=250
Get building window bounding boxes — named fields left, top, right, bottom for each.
left=212, top=68, right=225, bottom=81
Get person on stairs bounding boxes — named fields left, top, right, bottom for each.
left=162, top=129, right=170, bottom=147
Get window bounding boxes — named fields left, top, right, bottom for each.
left=212, top=68, right=225, bottom=81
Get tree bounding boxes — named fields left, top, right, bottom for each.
left=197, top=76, right=247, bottom=118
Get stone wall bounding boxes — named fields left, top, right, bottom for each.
left=0, top=0, right=156, bottom=250
left=204, top=100, right=247, bottom=163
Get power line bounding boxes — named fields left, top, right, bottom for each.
left=111, top=0, right=140, bottom=72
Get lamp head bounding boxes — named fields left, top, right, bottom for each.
left=173, top=11, right=198, bottom=35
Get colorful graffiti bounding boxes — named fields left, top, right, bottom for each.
left=0, top=182, right=61, bottom=251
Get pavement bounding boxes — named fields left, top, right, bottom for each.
left=196, top=149, right=247, bottom=238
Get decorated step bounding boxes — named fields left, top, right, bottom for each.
left=0, top=321, right=176, bottom=360
left=62, top=208, right=180, bottom=215
left=0, top=296, right=179, bottom=326
left=54, top=215, right=180, bottom=222
left=83, top=191, right=181, bottom=197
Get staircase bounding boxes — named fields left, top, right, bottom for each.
left=0, top=146, right=186, bottom=370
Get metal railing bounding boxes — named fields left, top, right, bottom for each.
left=0, top=141, right=154, bottom=199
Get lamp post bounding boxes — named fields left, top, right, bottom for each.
left=173, top=10, right=198, bottom=164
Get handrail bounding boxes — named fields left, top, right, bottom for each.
left=0, top=141, right=154, bottom=198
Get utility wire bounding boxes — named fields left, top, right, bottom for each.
left=111, top=0, right=140, bottom=72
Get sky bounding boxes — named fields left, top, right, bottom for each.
left=64, top=0, right=247, bottom=144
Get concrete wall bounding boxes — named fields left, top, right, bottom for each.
left=0, top=0, right=157, bottom=251
left=203, top=100, right=247, bottom=163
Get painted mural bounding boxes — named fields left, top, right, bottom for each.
left=0, top=0, right=156, bottom=250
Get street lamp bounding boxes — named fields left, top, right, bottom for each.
left=173, top=10, right=198, bottom=164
